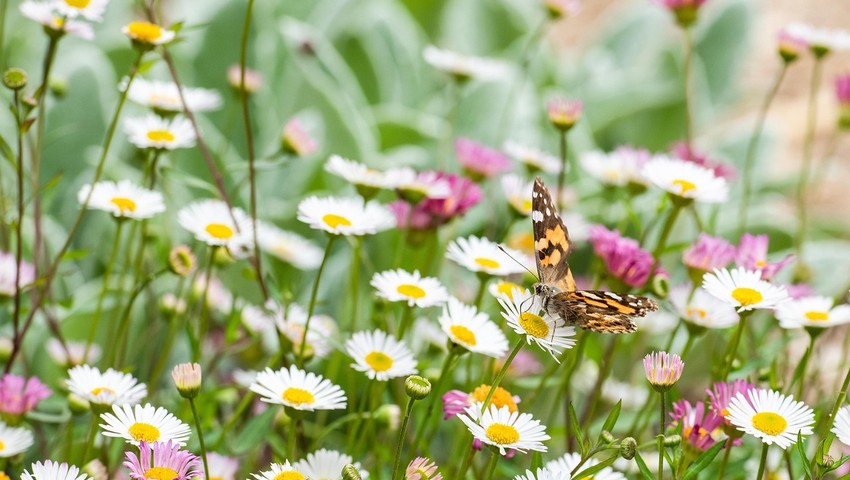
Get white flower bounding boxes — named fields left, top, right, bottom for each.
left=785, top=23, right=850, bottom=52
left=78, top=180, right=165, bottom=220
left=122, top=21, right=175, bottom=45
left=293, top=449, right=370, bottom=480
left=205, top=453, right=239, bottom=480
left=0, top=421, right=33, bottom=457
left=127, top=79, right=222, bottom=112
left=22, top=461, right=90, bottom=480
left=55, top=0, right=109, bottom=21
left=831, top=405, right=850, bottom=447
left=702, top=267, right=789, bottom=312
left=439, top=297, right=508, bottom=358
left=19, top=2, right=94, bottom=39
left=251, top=462, right=304, bottom=480
left=501, top=174, right=534, bottom=217
left=193, top=274, right=234, bottom=314
left=345, top=329, right=418, bottom=381
left=775, top=295, right=850, bottom=329
left=256, top=221, right=323, bottom=270
left=458, top=404, right=549, bottom=454
left=580, top=149, right=649, bottom=187
left=423, top=46, right=509, bottom=81
left=250, top=365, right=347, bottom=411
left=325, top=155, right=390, bottom=190
left=446, top=236, right=529, bottom=277
left=669, top=284, right=739, bottom=329
left=504, top=141, right=561, bottom=174
left=488, top=280, right=527, bottom=301
left=66, top=364, right=147, bottom=406
left=387, top=168, right=452, bottom=199
left=411, top=317, right=448, bottom=354
left=124, top=115, right=195, bottom=150
left=0, top=251, right=35, bottom=296
left=242, top=302, right=337, bottom=359
left=642, top=155, right=728, bottom=203
left=498, top=288, right=576, bottom=358
left=370, top=269, right=449, bottom=308
left=514, top=468, right=568, bottom=480
left=297, top=196, right=395, bottom=236
left=724, top=388, right=814, bottom=449
left=547, top=452, right=626, bottom=480
left=47, top=339, right=101, bottom=367
left=177, top=200, right=254, bottom=253
left=99, top=403, right=191, bottom=446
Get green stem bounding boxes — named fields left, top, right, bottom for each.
left=189, top=398, right=210, bottom=479
left=557, top=131, right=568, bottom=206
left=113, top=269, right=168, bottom=368
left=298, top=236, right=336, bottom=367
left=795, top=333, right=817, bottom=399
left=413, top=349, right=459, bottom=451
left=794, top=57, right=824, bottom=262
left=822, top=361, right=850, bottom=438
left=79, top=413, right=98, bottom=465
left=680, top=329, right=695, bottom=359
left=658, top=391, right=666, bottom=480
left=391, top=398, right=416, bottom=480
left=483, top=451, right=499, bottom=480
left=652, top=202, right=683, bottom=262
left=194, top=248, right=216, bottom=363
left=456, top=442, right=476, bottom=479
left=755, top=443, right=769, bottom=480
left=11, top=91, right=24, bottom=365
left=289, top=416, right=298, bottom=460
left=473, top=275, right=488, bottom=310
left=83, top=221, right=125, bottom=361
left=398, top=304, right=415, bottom=339
left=682, top=26, right=694, bottom=148
left=721, top=312, right=749, bottom=380
left=350, top=238, right=361, bottom=332
left=716, top=438, right=733, bottom=478
left=479, top=339, right=524, bottom=414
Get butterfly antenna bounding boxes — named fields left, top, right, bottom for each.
left=497, top=245, right=539, bottom=281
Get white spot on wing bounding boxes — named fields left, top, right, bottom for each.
left=532, top=210, right=544, bottom=222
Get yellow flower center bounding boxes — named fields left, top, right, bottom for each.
left=731, top=287, right=763, bottom=306
left=755, top=260, right=767, bottom=268
left=396, top=284, right=426, bottom=299
left=210, top=477, right=223, bottom=480
left=751, top=412, right=787, bottom=436
left=0, top=440, right=5, bottom=451
left=365, top=351, right=393, bottom=372
left=126, top=22, right=164, bottom=42
left=672, top=179, right=696, bottom=195
left=205, top=223, right=234, bottom=239
left=110, top=197, right=137, bottom=213
left=144, top=468, right=178, bottom=480
left=805, top=311, right=829, bottom=321
left=272, top=472, right=304, bottom=480
left=474, top=257, right=500, bottom=270
left=64, top=0, right=91, bottom=8
left=521, top=199, right=532, bottom=212
left=51, top=16, right=65, bottom=28
left=471, top=385, right=518, bottom=413
left=686, top=307, right=707, bottom=319
left=146, top=129, right=175, bottom=142
left=508, top=232, right=535, bottom=254
left=0, top=471, right=9, bottom=480
left=485, top=423, right=520, bottom=445
left=281, top=387, right=315, bottom=406
left=450, top=325, right=477, bottom=346
left=90, top=386, right=115, bottom=396
left=322, top=214, right=352, bottom=229
left=496, top=281, right=522, bottom=299
left=128, top=422, right=161, bottom=443
left=519, top=312, right=550, bottom=338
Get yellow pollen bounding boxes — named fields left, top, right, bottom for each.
left=672, top=179, right=697, bottom=195
left=127, top=21, right=164, bottom=42
left=205, top=223, right=234, bottom=239
left=281, top=387, right=315, bottom=406
left=146, top=129, right=175, bottom=142
left=90, top=386, right=115, bottom=396
left=322, top=214, right=352, bottom=229
left=110, top=197, right=137, bottom=213
left=751, top=412, right=787, bottom=436
left=731, top=287, right=763, bottom=306
left=497, top=281, right=522, bottom=299
left=519, top=311, right=550, bottom=338
left=686, top=307, right=707, bottom=319
left=272, top=472, right=305, bottom=480
left=805, top=311, right=829, bottom=321
left=128, top=422, right=161, bottom=443
left=471, top=385, right=518, bottom=413
left=144, top=468, right=178, bottom=480
left=755, top=260, right=767, bottom=268
left=396, top=284, right=426, bottom=299
left=721, top=407, right=730, bottom=418
left=365, top=351, right=394, bottom=372
left=474, top=257, right=500, bottom=269
left=51, top=17, right=65, bottom=28
left=0, top=440, right=5, bottom=451
left=210, top=477, right=223, bottom=480
left=450, top=325, right=477, bottom=346
left=521, top=199, right=532, bottom=212
left=0, top=471, right=9, bottom=480
left=485, top=423, right=520, bottom=445
left=64, top=0, right=90, bottom=7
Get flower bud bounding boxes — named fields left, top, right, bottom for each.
left=619, top=437, right=636, bottom=460
left=0, top=337, right=12, bottom=363
left=405, top=375, right=431, bottom=400
left=663, top=434, right=682, bottom=448
left=168, top=245, right=196, bottom=277
left=227, top=64, right=264, bottom=94
left=341, top=465, right=362, bottom=480
left=171, top=363, right=202, bottom=398
left=600, top=430, right=615, bottom=444
left=375, top=404, right=401, bottom=431
left=68, top=393, right=91, bottom=414
left=819, top=454, right=835, bottom=469
left=3, top=68, right=27, bottom=91
left=547, top=98, right=582, bottom=131
left=84, top=460, right=108, bottom=480
left=49, top=76, right=68, bottom=97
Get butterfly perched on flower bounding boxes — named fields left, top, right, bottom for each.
left=531, top=177, right=657, bottom=333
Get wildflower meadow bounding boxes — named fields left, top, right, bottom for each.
left=2, top=0, right=850, bottom=479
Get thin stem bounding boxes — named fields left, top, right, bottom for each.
left=652, top=202, right=683, bottom=262
left=473, top=275, right=488, bottom=310
left=79, top=413, right=98, bottom=465
left=716, top=438, right=733, bottom=478
left=682, top=26, right=694, bottom=148
left=794, top=57, right=824, bottom=262
left=289, top=416, right=298, bottom=460
left=413, top=349, right=459, bottom=451
left=398, top=304, right=415, bottom=339
left=349, top=238, right=361, bottom=332
left=721, top=312, right=749, bottom=381
left=479, top=339, right=524, bottom=414
left=83, top=221, right=125, bottom=361
left=821, top=361, right=850, bottom=438
left=298, top=236, right=336, bottom=367
left=113, top=269, right=168, bottom=368
left=658, top=391, right=666, bottom=480
left=194, top=248, right=216, bottom=363
left=11, top=91, right=24, bottom=360
left=557, top=131, right=568, bottom=207
left=483, top=451, right=499, bottom=480
left=391, top=398, right=416, bottom=480
left=795, top=333, right=817, bottom=399
left=755, top=443, right=770, bottom=480
left=189, top=398, right=210, bottom=480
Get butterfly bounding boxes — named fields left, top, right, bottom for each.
left=531, top=177, right=658, bottom=333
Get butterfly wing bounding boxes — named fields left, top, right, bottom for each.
left=532, top=177, right=576, bottom=293
left=548, top=290, right=659, bottom=333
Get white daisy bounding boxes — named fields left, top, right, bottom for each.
left=488, top=280, right=526, bottom=301
left=177, top=200, right=254, bottom=253
left=297, top=196, right=395, bottom=236
left=458, top=403, right=549, bottom=454
left=99, top=403, right=191, bottom=446
left=55, top=0, right=109, bottom=21
left=775, top=295, right=850, bottom=329
left=205, top=453, right=239, bottom=480
left=724, top=388, right=814, bottom=449
left=251, top=462, right=305, bottom=480
left=0, top=421, right=33, bottom=457
left=66, top=364, right=147, bottom=406
left=387, top=168, right=452, bottom=200
left=702, top=267, right=789, bottom=312
left=345, top=329, right=417, bottom=381
left=268, top=303, right=336, bottom=359
left=503, top=141, right=561, bottom=174
left=122, top=21, right=175, bottom=46
left=501, top=174, right=534, bottom=217
left=47, top=339, right=101, bottom=367
left=193, top=274, right=234, bottom=314
left=439, top=297, right=508, bottom=358
left=126, top=79, right=222, bottom=113
left=580, top=149, right=649, bottom=187
left=669, top=284, right=739, bottom=329
left=22, top=461, right=90, bottom=480
left=0, top=251, right=35, bottom=296
left=124, top=114, right=195, bottom=150
left=498, top=287, right=576, bottom=358
left=256, top=221, right=323, bottom=270
left=831, top=405, right=850, bottom=447
left=423, top=46, right=509, bottom=81
left=547, top=452, right=626, bottom=480
left=250, top=365, right=347, bottom=411
left=325, top=155, right=390, bottom=191
left=514, top=468, right=568, bottom=480
left=19, top=2, right=94, bottom=39
left=446, top=236, right=529, bottom=277
left=78, top=180, right=165, bottom=220
left=785, top=23, right=850, bottom=53
left=370, top=269, right=449, bottom=308
left=293, top=449, right=370, bottom=480
left=642, top=155, right=728, bottom=203
left=411, top=317, right=448, bottom=354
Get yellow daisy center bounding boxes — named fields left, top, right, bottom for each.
left=450, top=325, right=477, bottom=346
left=805, top=311, right=829, bottom=321
left=210, top=477, right=223, bottom=480
left=672, top=179, right=696, bottom=195
left=755, top=260, right=767, bottom=268
left=0, top=440, right=5, bottom=451
left=365, top=351, right=393, bottom=372
left=281, top=387, right=315, bottom=406
left=90, top=386, right=115, bottom=396
left=496, top=281, right=522, bottom=299
left=144, top=468, right=178, bottom=480
left=396, top=284, right=426, bottom=299
left=519, top=312, right=550, bottom=338
left=471, top=385, right=518, bottom=413
left=731, top=287, right=763, bottom=306
left=128, top=422, right=161, bottom=443
left=64, top=0, right=90, bottom=8
left=127, top=21, right=164, bottom=42
left=205, top=223, right=234, bottom=239
left=0, top=471, right=9, bottom=480
left=322, top=214, right=352, bottom=229
left=686, top=307, right=707, bottom=319
left=110, top=197, right=137, bottom=213
left=751, top=412, right=787, bottom=436
left=521, top=199, right=532, bottom=212
left=485, top=423, right=520, bottom=445
left=474, top=257, right=499, bottom=269
left=51, top=17, right=65, bottom=28
left=146, top=129, right=175, bottom=142
left=272, top=472, right=304, bottom=480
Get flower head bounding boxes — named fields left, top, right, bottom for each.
left=122, top=21, right=175, bottom=46
left=124, top=115, right=196, bottom=150
left=0, top=373, right=50, bottom=416
left=0, top=251, right=35, bottom=296
left=670, top=142, right=736, bottom=181
left=127, top=79, right=222, bottom=113
left=545, top=0, right=581, bottom=19
left=78, top=180, right=165, bottom=220
left=642, top=155, right=729, bottom=203
left=177, top=200, right=254, bottom=253
left=503, top=141, right=561, bottom=174
left=455, top=138, right=512, bottom=180
left=643, top=351, right=684, bottom=391
left=250, top=365, right=347, bottom=411
left=735, top=233, right=794, bottom=280
left=682, top=233, right=737, bottom=272
left=22, top=461, right=90, bottom=480
left=446, top=236, right=529, bottom=277
left=776, top=296, right=850, bottom=329
left=292, top=449, right=369, bottom=480
left=297, top=196, right=395, bottom=236
left=580, top=147, right=650, bottom=187
left=171, top=363, right=202, bottom=398
left=203, top=453, right=238, bottom=480
left=669, top=285, right=738, bottom=329
left=837, top=74, right=850, bottom=128
left=325, top=155, right=391, bottom=194
left=457, top=404, right=549, bottom=454
left=442, top=385, right=520, bottom=420
left=514, top=468, right=569, bottom=480
left=390, top=169, right=452, bottom=203
left=784, top=23, right=850, bottom=56
left=778, top=27, right=808, bottom=62
left=831, top=406, right=850, bottom=447
left=256, top=221, right=323, bottom=270
left=66, top=365, right=146, bottom=406
left=0, top=420, right=34, bottom=457
left=707, top=379, right=755, bottom=425
left=227, top=64, right=263, bottom=94
left=725, top=388, right=815, bottom=449
left=547, top=98, right=582, bottom=131
left=670, top=400, right=726, bottom=452
left=47, top=339, right=101, bottom=367
left=652, top=0, right=707, bottom=27
left=389, top=173, right=481, bottom=230
left=501, top=174, right=535, bottom=217
left=168, top=245, right=197, bottom=277
left=273, top=303, right=337, bottom=359
left=345, top=330, right=418, bottom=381
left=439, top=298, right=509, bottom=357
left=588, top=225, right=657, bottom=288
left=498, top=288, right=576, bottom=358
left=281, top=118, right=318, bottom=156
left=19, top=2, right=94, bottom=39
left=124, top=441, right=201, bottom=480
left=100, top=403, right=191, bottom=446
left=371, top=269, right=449, bottom=308
left=406, top=457, right=442, bottom=480
left=54, top=0, right=109, bottom=21
left=702, top=267, right=789, bottom=312
left=546, top=452, right=625, bottom=479
left=423, top=46, right=508, bottom=81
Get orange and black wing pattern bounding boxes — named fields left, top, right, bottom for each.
left=531, top=177, right=576, bottom=293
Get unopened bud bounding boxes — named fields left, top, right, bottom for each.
left=3, top=68, right=27, bottom=90
left=547, top=98, right=582, bottom=131
left=405, top=375, right=431, bottom=400
left=168, top=245, right=196, bottom=277
left=171, top=363, right=202, bottom=398
left=664, top=434, right=682, bottom=448
left=619, top=437, right=636, bottom=460
left=651, top=273, right=670, bottom=298
left=600, top=430, right=615, bottom=444
left=341, top=465, right=362, bottom=480
left=49, top=76, right=67, bottom=97
left=375, top=404, right=401, bottom=431
left=819, top=454, right=835, bottom=469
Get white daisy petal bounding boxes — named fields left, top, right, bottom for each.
left=0, top=421, right=34, bottom=457
left=297, top=196, right=395, bottom=236
left=423, top=46, right=509, bottom=81
left=249, top=365, right=347, bottom=411
left=251, top=462, right=304, bottom=480
left=457, top=404, right=550, bottom=455
left=177, top=200, right=254, bottom=254
left=498, top=287, right=576, bottom=358
left=642, top=155, right=728, bottom=203
left=345, top=330, right=418, bottom=381
left=256, top=220, right=323, bottom=270
left=66, top=364, right=147, bottom=406
left=669, top=284, right=739, bottom=329
left=325, top=155, right=390, bottom=190
left=78, top=180, right=165, bottom=220
left=54, top=0, right=109, bottom=22
left=725, top=388, right=815, bottom=449
left=19, top=2, right=94, bottom=39
left=99, top=403, right=191, bottom=446
left=775, top=295, right=850, bottom=329
left=702, top=267, right=789, bottom=312
left=126, top=78, right=222, bottom=112
left=446, top=236, right=530, bottom=277
left=580, top=148, right=649, bottom=187
left=514, top=468, right=569, bottom=480
left=504, top=141, right=561, bottom=174
left=22, top=461, right=90, bottom=480
left=371, top=269, right=449, bottom=308
left=439, top=297, right=508, bottom=358
left=831, top=405, right=850, bottom=447
left=547, top=452, right=626, bottom=480
left=501, top=174, right=534, bottom=217
left=293, top=449, right=370, bottom=480
left=124, top=114, right=196, bottom=150
left=785, top=23, right=850, bottom=52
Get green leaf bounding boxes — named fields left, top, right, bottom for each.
left=633, top=450, right=655, bottom=480
left=568, top=401, right=585, bottom=455
left=230, top=408, right=276, bottom=454
left=529, top=451, right=543, bottom=471
left=681, top=441, right=725, bottom=480
left=600, top=400, right=622, bottom=440
left=572, top=455, right=618, bottom=480
left=797, top=431, right=813, bottom=479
